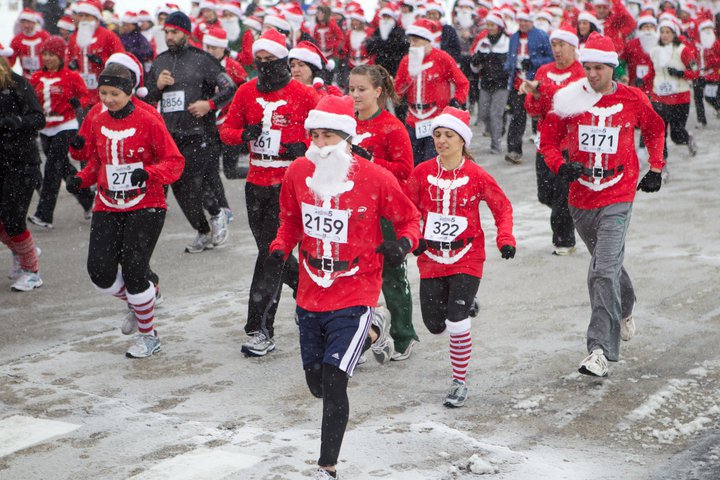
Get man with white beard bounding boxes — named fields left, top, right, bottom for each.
left=264, top=95, right=421, bottom=480
left=693, top=18, right=720, bottom=127
left=620, top=14, right=658, bottom=99
left=365, top=4, right=409, bottom=76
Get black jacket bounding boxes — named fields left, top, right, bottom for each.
left=365, top=26, right=409, bottom=77
left=145, top=45, right=236, bottom=138
left=0, top=72, right=44, bottom=165
left=441, top=25, right=462, bottom=63
left=471, top=33, right=510, bottom=92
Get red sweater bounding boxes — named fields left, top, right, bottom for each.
left=620, top=38, right=655, bottom=97
left=77, top=103, right=184, bottom=212
left=405, top=157, right=515, bottom=279
left=10, top=30, right=50, bottom=78
left=356, top=109, right=413, bottom=184
left=540, top=80, right=666, bottom=210
left=697, top=40, right=720, bottom=82
left=67, top=26, right=126, bottom=105
left=313, top=19, right=345, bottom=58
left=219, top=78, right=319, bottom=186
left=30, top=67, right=90, bottom=132
left=344, top=27, right=375, bottom=68
left=270, top=155, right=421, bottom=311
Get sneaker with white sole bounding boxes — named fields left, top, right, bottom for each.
left=552, top=245, right=576, bottom=256
left=621, top=315, right=636, bottom=341
left=121, top=310, right=138, bottom=335
left=27, top=215, right=53, bottom=229
left=185, top=232, right=214, bottom=253
left=391, top=339, right=418, bottom=361
left=357, top=353, right=367, bottom=365
left=9, top=247, right=41, bottom=280
left=688, top=132, right=698, bottom=157
left=241, top=332, right=276, bottom=357
left=313, top=468, right=338, bottom=479
left=210, top=210, right=229, bottom=246
left=370, top=307, right=394, bottom=364
left=504, top=151, right=522, bottom=165
left=11, top=270, right=43, bottom=292
left=126, top=331, right=161, bottom=358
left=223, top=207, right=234, bottom=223
left=578, top=349, right=609, bottom=377
left=444, top=379, right=468, bottom=408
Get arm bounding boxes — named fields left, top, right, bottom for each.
left=531, top=33, right=554, bottom=70
left=147, top=120, right=186, bottom=185
left=379, top=171, right=421, bottom=251
left=70, top=71, right=91, bottom=109
left=269, top=166, right=305, bottom=255
left=15, top=76, right=45, bottom=132
left=539, top=111, right=570, bottom=174
left=479, top=171, right=516, bottom=251
left=218, top=90, right=248, bottom=145
left=680, top=47, right=700, bottom=81
left=206, top=57, right=237, bottom=110
left=394, top=57, right=411, bottom=97
left=76, top=123, right=100, bottom=187
left=373, top=120, right=414, bottom=182
left=144, top=62, right=162, bottom=104
left=448, top=55, right=470, bottom=103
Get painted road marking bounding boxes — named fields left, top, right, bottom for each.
left=130, top=447, right=263, bottom=480
left=0, top=415, right=81, bottom=457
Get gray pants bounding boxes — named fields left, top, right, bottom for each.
left=478, top=88, right=509, bottom=151
left=570, top=202, right=636, bottom=362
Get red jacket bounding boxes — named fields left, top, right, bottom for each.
left=405, top=157, right=516, bottom=280
left=356, top=109, right=413, bottom=184
left=219, top=78, right=319, bottom=186
left=313, top=19, right=345, bottom=58
left=77, top=102, right=184, bottom=212
left=540, top=80, right=666, bottom=210
left=10, top=30, right=50, bottom=78
left=601, top=0, right=637, bottom=54
left=620, top=38, right=655, bottom=97
left=67, top=26, right=125, bottom=105
left=30, top=67, right=89, bottom=132
left=395, top=48, right=470, bottom=127
left=238, top=29, right=256, bottom=67
left=270, top=155, right=421, bottom=311
left=697, top=39, right=720, bottom=82
left=344, top=27, right=375, bottom=68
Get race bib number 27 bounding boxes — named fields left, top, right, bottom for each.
left=105, top=162, right=143, bottom=191
left=578, top=125, right=620, bottom=155
left=301, top=203, right=349, bottom=244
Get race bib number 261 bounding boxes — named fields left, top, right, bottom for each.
left=577, top=125, right=620, bottom=155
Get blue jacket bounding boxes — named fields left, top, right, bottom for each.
left=503, top=27, right=553, bottom=89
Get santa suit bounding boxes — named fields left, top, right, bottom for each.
left=694, top=36, right=720, bottom=120
left=600, top=1, right=637, bottom=54
left=356, top=109, right=413, bottom=184
left=67, top=26, right=126, bottom=105
left=30, top=67, right=90, bottom=134
left=10, top=30, right=50, bottom=78
left=344, top=27, right=375, bottom=68
left=313, top=19, right=345, bottom=59
left=620, top=37, right=656, bottom=97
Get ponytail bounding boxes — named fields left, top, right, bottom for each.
left=350, top=64, right=399, bottom=110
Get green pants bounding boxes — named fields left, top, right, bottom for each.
left=381, top=218, right=418, bottom=353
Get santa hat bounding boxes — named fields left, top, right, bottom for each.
left=379, top=4, right=399, bottom=19
left=57, top=15, right=75, bottom=31
left=243, top=16, right=262, bottom=32
left=431, top=106, right=472, bottom=146
left=305, top=95, right=357, bottom=138
left=457, top=0, right=476, bottom=8
left=331, top=0, right=345, bottom=16
left=485, top=10, right=505, bottom=28
left=642, top=2, right=659, bottom=16
left=698, top=19, right=714, bottom=31
left=136, top=10, right=152, bottom=22
left=252, top=28, right=289, bottom=58
left=637, top=13, right=657, bottom=28
left=282, top=3, right=304, bottom=26
left=221, top=1, right=243, bottom=18
left=121, top=11, right=139, bottom=24
left=577, top=11, right=601, bottom=29
left=40, top=36, right=67, bottom=59
left=406, top=18, right=441, bottom=42
left=535, top=10, right=553, bottom=23
left=348, top=6, right=366, bottom=23
left=203, top=25, right=228, bottom=48
left=579, top=32, right=619, bottom=67
left=658, top=19, right=679, bottom=36
left=0, top=42, right=14, bottom=57
left=425, top=2, right=445, bottom=16
left=18, top=8, right=39, bottom=23
left=516, top=7, right=532, bottom=21
left=106, top=52, right=148, bottom=98
left=263, top=13, right=292, bottom=32
left=74, top=0, right=103, bottom=19
left=500, top=6, right=515, bottom=19
left=593, top=0, right=610, bottom=6
left=550, top=23, right=579, bottom=47
left=199, top=0, right=218, bottom=12
left=289, top=40, right=334, bottom=71
left=477, top=0, right=493, bottom=9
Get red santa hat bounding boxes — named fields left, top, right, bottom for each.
left=658, top=18, right=680, bottom=36
left=136, top=10, right=152, bottom=22
left=405, top=18, right=442, bottom=42
left=203, top=25, right=228, bottom=48
left=74, top=0, right=103, bottom=19
left=106, top=52, right=148, bottom=98
left=550, top=23, right=579, bottom=47
left=331, top=0, right=345, bottom=16
left=57, top=15, right=76, bottom=31
left=500, top=6, right=515, bottom=19
left=431, top=106, right=473, bottom=146
left=221, top=1, right=243, bottom=18
left=642, top=2, right=659, bottom=16
left=516, top=7, right=532, bottom=21
left=289, top=40, right=334, bottom=71
left=637, top=13, right=657, bottom=28
left=379, top=4, right=399, bottom=19
left=0, top=42, right=14, bottom=57
left=263, top=13, right=292, bottom=32
left=305, top=95, right=357, bottom=137
left=579, top=32, right=619, bottom=66
left=698, top=19, right=715, bottom=31
left=485, top=10, right=505, bottom=28
left=40, top=35, right=67, bottom=59
left=243, top=16, right=262, bottom=32
left=199, top=0, right=219, bottom=12
left=282, top=3, right=304, bottom=26
left=121, top=11, right=139, bottom=24
left=18, top=8, right=40, bottom=23
left=348, top=6, right=366, bottom=23
left=535, top=10, right=553, bottom=23
left=252, top=28, right=289, bottom=58
left=425, top=2, right=445, bottom=16
left=577, top=11, right=601, bottom=29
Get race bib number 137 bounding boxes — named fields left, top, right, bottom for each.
left=577, top=125, right=620, bottom=155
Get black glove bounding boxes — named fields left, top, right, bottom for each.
left=521, top=58, right=533, bottom=71
left=282, top=142, right=307, bottom=159
left=448, top=98, right=465, bottom=110
left=470, top=51, right=482, bottom=67
left=68, top=59, right=79, bottom=70
left=412, top=238, right=427, bottom=256
left=69, top=134, right=86, bottom=150
left=0, top=116, right=22, bottom=130
left=130, top=168, right=149, bottom=187
left=667, top=67, right=685, bottom=78
left=65, top=175, right=83, bottom=194
left=634, top=77, right=645, bottom=87
left=376, top=237, right=411, bottom=268
left=500, top=245, right=516, bottom=259
left=558, top=162, right=584, bottom=182
left=241, top=123, right=263, bottom=142
left=87, top=53, right=104, bottom=65
left=69, top=97, right=81, bottom=109
left=637, top=170, right=662, bottom=192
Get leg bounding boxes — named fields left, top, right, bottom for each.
left=446, top=274, right=480, bottom=383
left=506, top=90, right=526, bottom=156
left=318, top=365, right=349, bottom=469
left=34, top=133, right=69, bottom=224
left=489, top=89, right=509, bottom=152
left=667, top=103, right=690, bottom=146
left=694, top=78, right=707, bottom=125
left=1, top=163, right=42, bottom=279
left=477, top=88, right=491, bottom=132
left=535, top=150, right=555, bottom=208
left=87, top=211, right=123, bottom=290
left=419, top=277, right=450, bottom=334
left=200, top=136, right=225, bottom=215
left=652, top=102, right=670, bottom=160
left=170, top=136, right=211, bottom=234
left=221, top=143, right=244, bottom=180
left=550, top=153, right=576, bottom=249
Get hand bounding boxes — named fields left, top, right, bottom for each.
left=188, top=100, right=211, bottom=118
left=65, top=175, right=83, bottom=194
left=282, top=142, right=307, bottom=159
left=520, top=80, right=540, bottom=97
left=67, top=59, right=79, bottom=70
left=412, top=238, right=427, bottom=256
left=500, top=245, right=516, bottom=259
left=241, top=123, right=263, bottom=142
left=449, top=98, right=465, bottom=110
left=634, top=77, right=645, bottom=87
left=558, top=162, right=584, bottom=182
left=667, top=67, right=685, bottom=78
left=521, top=58, right=532, bottom=72
left=0, top=116, right=22, bottom=130
left=69, top=97, right=81, bottom=109
left=376, top=237, right=411, bottom=268
left=157, top=69, right=175, bottom=90
left=69, top=134, right=86, bottom=150
left=637, top=170, right=662, bottom=192
left=87, top=53, right=104, bottom=65
left=130, top=168, right=149, bottom=187
left=258, top=250, right=286, bottom=296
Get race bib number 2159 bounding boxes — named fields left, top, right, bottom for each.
left=301, top=203, right=349, bottom=244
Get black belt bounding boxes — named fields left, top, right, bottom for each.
left=101, top=186, right=146, bottom=200
left=410, top=102, right=436, bottom=110
left=426, top=237, right=474, bottom=251
left=302, top=250, right=359, bottom=273
left=250, top=152, right=295, bottom=161
left=582, top=164, right=624, bottom=179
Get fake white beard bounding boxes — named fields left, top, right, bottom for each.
left=701, top=30, right=716, bottom=49
left=76, top=21, right=97, bottom=48
left=221, top=17, right=241, bottom=42
left=534, top=19, right=551, bottom=33
left=379, top=19, right=395, bottom=40
left=505, top=20, right=519, bottom=35
left=456, top=10, right=474, bottom=29
left=305, top=140, right=355, bottom=198
left=552, top=78, right=603, bottom=118
left=408, top=46, right=426, bottom=77
left=638, top=31, right=658, bottom=55
left=401, top=12, right=417, bottom=28
left=350, top=29, right=366, bottom=50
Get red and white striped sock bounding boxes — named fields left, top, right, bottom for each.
left=93, top=269, right=127, bottom=301
left=446, top=318, right=472, bottom=384
left=9, top=230, right=38, bottom=272
left=127, top=282, right=156, bottom=335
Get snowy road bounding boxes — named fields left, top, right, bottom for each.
left=1, top=115, right=719, bottom=479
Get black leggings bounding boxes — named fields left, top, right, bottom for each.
left=0, top=161, right=41, bottom=236
left=652, top=101, right=690, bottom=159
left=87, top=209, right=165, bottom=294
left=419, top=274, right=480, bottom=334
left=536, top=151, right=575, bottom=248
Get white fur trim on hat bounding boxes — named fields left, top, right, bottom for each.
left=658, top=19, right=679, bottom=36
left=486, top=13, right=504, bottom=28
left=431, top=113, right=472, bottom=146
left=304, top=110, right=357, bottom=137
left=204, top=33, right=228, bottom=48
left=699, top=19, right=714, bottom=31
left=252, top=38, right=289, bottom=58
left=289, top=46, right=323, bottom=69
left=406, top=24, right=437, bottom=42
left=106, top=53, right=147, bottom=97
left=243, top=16, right=262, bottom=31
left=74, top=2, right=102, bottom=19
left=637, top=15, right=657, bottom=28
left=579, top=47, right=619, bottom=67
left=263, top=14, right=291, bottom=32
left=550, top=28, right=579, bottom=47
left=57, top=18, right=76, bottom=31
left=19, top=10, right=39, bottom=22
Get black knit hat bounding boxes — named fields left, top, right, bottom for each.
left=165, top=11, right=192, bottom=35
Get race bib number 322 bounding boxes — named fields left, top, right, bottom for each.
left=424, top=212, right=468, bottom=243
left=301, top=203, right=349, bottom=244
left=577, top=125, right=620, bottom=155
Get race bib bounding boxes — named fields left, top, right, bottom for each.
left=424, top=212, right=468, bottom=243
left=578, top=125, right=620, bottom=155
left=704, top=83, right=719, bottom=98
left=21, top=56, right=40, bottom=71
left=161, top=90, right=185, bottom=113
left=81, top=73, right=97, bottom=90
left=250, top=129, right=281, bottom=156
left=636, top=65, right=649, bottom=79
left=656, top=80, right=677, bottom=96
left=105, top=162, right=143, bottom=191
left=301, top=203, right=349, bottom=244
left=415, top=120, right=433, bottom=139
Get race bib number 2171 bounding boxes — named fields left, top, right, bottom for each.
left=577, top=125, right=620, bottom=155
